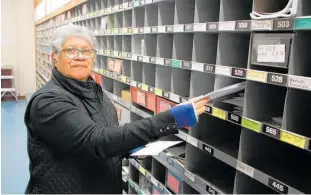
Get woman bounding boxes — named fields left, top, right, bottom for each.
left=25, top=24, right=209, bottom=194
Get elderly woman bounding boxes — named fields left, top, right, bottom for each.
left=24, top=24, right=209, bottom=194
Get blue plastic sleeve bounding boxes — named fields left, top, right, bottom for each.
left=170, top=103, right=197, bottom=128
left=129, top=145, right=145, bottom=155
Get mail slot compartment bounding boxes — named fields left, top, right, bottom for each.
left=131, top=86, right=156, bottom=112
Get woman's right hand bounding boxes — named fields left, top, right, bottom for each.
left=170, top=96, right=210, bottom=128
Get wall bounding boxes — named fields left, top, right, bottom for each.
left=1, top=0, right=36, bottom=96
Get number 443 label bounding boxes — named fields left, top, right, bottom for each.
left=268, top=178, right=288, bottom=194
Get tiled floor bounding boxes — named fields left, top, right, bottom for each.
left=1, top=100, right=29, bottom=194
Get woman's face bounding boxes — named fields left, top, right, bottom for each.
left=53, top=37, right=95, bottom=81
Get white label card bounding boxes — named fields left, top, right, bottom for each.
left=156, top=58, right=165, bottom=65
left=143, top=56, right=150, bottom=63
left=191, top=62, right=204, bottom=72
left=288, top=76, right=311, bottom=91
left=251, top=20, right=273, bottom=30
left=193, top=23, right=207, bottom=31
left=219, top=21, right=236, bottom=31
left=144, top=27, right=151, bottom=33
left=187, top=135, right=198, bottom=147
left=132, top=54, right=138, bottom=61
left=184, top=169, right=195, bottom=182
left=150, top=177, right=158, bottom=186
left=257, top=45, right=286, bottom=63
left=158, top=26, right=166, bottom=33
left=170, top=93, right=180, bottom=103
left=177, top=131, right=187, bottom=141
left=131, top=80, right=137, bottom=87
left=236, top=161, right=254, bottom=178
left=174, top=25, right=184, bottom=32
left=215, top=66, right=231, bottom=76
left=123, top=2, right=128, bottom=8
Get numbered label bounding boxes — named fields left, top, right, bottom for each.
left=165, top=59, right=171, bottom=66
left=150, top=57, right=156, bottom=64
left=207, top=22, right=219, bottom=31
left=236, top=20, right=251, bottom=31
left=262, top=124, right=281, bottom=139
left=167, top=158, right=174, bottom=166
left=163, top=91, right=170, bottom=99
left=274, top=19, right=294, bottom=30
left=206, top=105, right=213, bottom=114
left=149, top=86, right=154, bottom=93
left=267, top=73, right=287, bottom=86
left=202, top=144, right=214, bottom=156
left=185, top=24, right=193, bottom=32
left=207, top=186, right=218, bottom=195
left=228, top=112, right=242, bottom=125
left=183, top=61, right=191, bottom=69
left=138, top=56, right=143, bottom=62
left=268, top=178, right=288, bottom=194
left=204, top=64, right=215, bottom=74
left=232, top=68, right=246, bottom=78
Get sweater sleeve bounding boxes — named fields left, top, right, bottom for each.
left=28, top=92, right=178, bottom=160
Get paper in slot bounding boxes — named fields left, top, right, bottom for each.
left=192, top=82, right=246, bottom=103
left=130, top=141, right=183, bottom=157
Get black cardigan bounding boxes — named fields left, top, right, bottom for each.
left=24, top=68, right=178, bottom=194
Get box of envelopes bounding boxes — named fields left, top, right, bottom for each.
left=121, top=90, right=131, bottom=103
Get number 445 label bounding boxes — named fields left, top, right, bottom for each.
left=268, top=178, right=288, bottom=194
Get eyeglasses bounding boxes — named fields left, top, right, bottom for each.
left=60, top=48, right=97, bottom=59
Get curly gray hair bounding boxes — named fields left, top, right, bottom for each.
left=50, top=23, right=96, bottom=58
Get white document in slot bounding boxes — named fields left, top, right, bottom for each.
left=130, top=141, right=183, bottom=157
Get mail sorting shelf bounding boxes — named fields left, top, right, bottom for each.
left=35, top=0, right=311, bottom=194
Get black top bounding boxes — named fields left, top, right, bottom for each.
left=24, top=68, right=178, bottom=194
